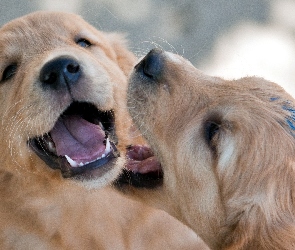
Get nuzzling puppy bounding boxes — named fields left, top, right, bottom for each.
left=125, top=49, right=295, bottom=249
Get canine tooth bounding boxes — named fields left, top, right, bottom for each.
left=102, top=154, right=105, bottom=158
left=105, top=138, right=111, bottom=154
left=99, top=122, right=105, bottom=130
left=65, top=155, right=79, bottom=167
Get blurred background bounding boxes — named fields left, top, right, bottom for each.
left=1, top=0, right=295, bottom=95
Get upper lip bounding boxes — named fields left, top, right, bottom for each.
left=28, top=101, right=119, bottom=178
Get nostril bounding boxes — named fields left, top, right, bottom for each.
left=142, top=58, right=158, bottom=78
left=66, top=63, right=79, bottom=74
left=137, top=48, right=164, bottom=80
left=42, top=72, right=57, bottom=84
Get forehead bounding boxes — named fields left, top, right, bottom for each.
left=0, top=12, right=95, bottom=57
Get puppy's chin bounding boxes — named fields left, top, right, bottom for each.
left=73, top=157, right=125, bottom=190
left=28, top=101, right=121, bottom=182
left=115, top=144, right=163, bottom=189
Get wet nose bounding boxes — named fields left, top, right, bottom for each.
left=135, top=48, right=164, bottom=81
left=40, top=57, right=81, bottom=90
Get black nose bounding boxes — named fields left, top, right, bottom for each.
left=135, top=48, right=164, bottom=80
left=40, top=57, right=81, bottom=90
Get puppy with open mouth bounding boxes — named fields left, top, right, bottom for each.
left=122, top=49, right=295, bottom=249
left=0, top=12, right=203, bottom=249
left=1, top=11, right=131, bottom=186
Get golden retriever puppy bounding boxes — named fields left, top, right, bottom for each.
left=124, top=48, right=295, bottom=249
left=0, top=12, right=203, bottom=249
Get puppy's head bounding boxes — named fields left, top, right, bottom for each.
left=0, top=11, right=138, bottom=188
left=126, top=49, right=295, bottom=248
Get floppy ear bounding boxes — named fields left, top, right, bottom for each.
left=105, top=33, right=137, bottom=76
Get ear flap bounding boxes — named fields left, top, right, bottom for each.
left=105, top=33, right=137, bottom=77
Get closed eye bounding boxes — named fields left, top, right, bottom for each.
left=2, top=64, right=17, bottom=82
left=205, top=121, right=220, bottom=144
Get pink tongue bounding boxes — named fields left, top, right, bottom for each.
left=50, top=115, right=106, bottom=163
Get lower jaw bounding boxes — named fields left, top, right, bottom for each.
left=75, top=157, right=125, bottom=189
left=28, top=138, right=121, bottom=180
left=64, top=153, right=120, bottom=180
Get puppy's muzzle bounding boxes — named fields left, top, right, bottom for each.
left=116, top=49, right=166, bottom=189
left=40, top=57, right=81, bottom=90
left=29, top=56, right=120, bottom=180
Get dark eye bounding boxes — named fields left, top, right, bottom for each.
left=2, top=64, right=17, bottom=82
left=205, top=121, right=220, bottom=143
left=76, top=38, right=92, bottom=48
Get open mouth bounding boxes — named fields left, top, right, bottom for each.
left=28, top=102, right=119, bottom=179
left=116, top=145, right=163, bottom=188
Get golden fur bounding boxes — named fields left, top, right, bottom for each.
left=126, top=49, right=295, bottom=249
left=0, top=12, right=203, bottom=249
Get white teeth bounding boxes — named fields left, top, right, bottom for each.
left=105, top=138, right=111, bottom=154
left=64, top=139, right=113, bottom=168
left=99, top=122, right=105, bottom=130
left=65, top=155, right=79, bottom=167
